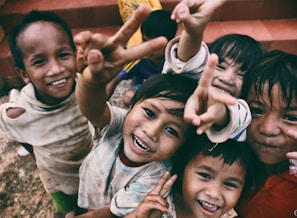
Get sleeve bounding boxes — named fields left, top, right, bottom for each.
left=162, top=36, right=210, bottom=81
left=206, top=99, right=251, bottom=143
left=149, top=0, right=163, bottom=10
left=110, top=161, right=171, bottom=217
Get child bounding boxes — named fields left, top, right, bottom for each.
left=74, top=5, right=197, bottom=216
left=235, top=50, right=297, bottom=217
left=126, top=133, right=253, bottom=218
left=106, top=9, right=178, bottom=107
left=76, top=73, right=197, bottom=217
left=164, top=0, right=266, bottom=143
left=0, top=11, right=93, bottom=217
left=117, top=0, right=163, bottom=48
left=186, top=50, right=297, bottom=217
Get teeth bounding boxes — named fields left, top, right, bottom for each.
left=134, top=136, right=151, bottom=152
left=51, top=79, right=66, bottom=86
left=214, top=86, right=231, bottom=95
left=199, top=200, right=218, bottom=212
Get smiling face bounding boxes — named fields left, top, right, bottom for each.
left=181, top=154, right=245, bottom=218
left=122, top=97, right=190, bottom=165
left=211, top=58, right=245, bottom=98
left=17, top=21, right=76, bottom=105
left=247, top=83, right=297, bottom=165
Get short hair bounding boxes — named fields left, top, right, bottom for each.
left=8, top=10, right=76, bottom=70
left=130, top=74, right=197, bottom=118
left=172, top=133, right=253, bottom=191
left=141, top=10, right=177, bottom=42
left=209, top=34, right=266, bottom=75
left=242, top=50, right=297, bottom=108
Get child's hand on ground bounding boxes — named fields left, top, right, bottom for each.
left=184, top=54, right=236, bottom=134
left=74, top=4, right=167, bottom=87
left=125, top=172, right=177, bottom=218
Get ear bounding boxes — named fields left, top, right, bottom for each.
left=15, top=67, right=30, bottom=84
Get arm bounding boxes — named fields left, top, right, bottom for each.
left=125, top=172, right=177, bottom=218
left=74, top=4, right=167, bottom=128
left=172, top=0, right=228, bottom=61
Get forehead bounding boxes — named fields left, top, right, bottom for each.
left=248, top=82, right=297, bottom=108
left=17, top=21, right=68, bottom=48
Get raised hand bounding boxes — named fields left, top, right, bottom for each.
left=184, top=54, right=236, bottom=134
left=125, top=172, right=177, bottom=218
left=74, top=4, right=168, bottom=86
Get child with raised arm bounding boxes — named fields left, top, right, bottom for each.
left=126, top=133, right=253, bottom=218
left=0, top=11, right=93, bottom=217
left=74, top=5, right=197, bottom=217
left=185, top=50, right=297, bottom=217
left=106, top=9, right=178, bottom=106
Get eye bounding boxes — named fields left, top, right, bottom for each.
left=165, top=127, right=179, bottom=137
left=198, top=172, right=211, bottom=181
left=32, top=58, right=46, bottom=66
left=250, top=107, right=263, bottom=116
left=283, top=114, right=297, bottom=122
left=59, top=51, right=73, bottom=59
left=224, top=181, right=239, bottom=189
left=237, top=70, right=246, bottom=78
left=144, top=108, right=155, bottom=119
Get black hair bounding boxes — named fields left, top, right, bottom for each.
left=172, top=133, right=254, bottom=192
left=141, top=10, right=177, bottom=42
left=8, top=10, right=76, bottom=70
left=130, top=74, right=197, bottom=117
left=241, top=50, right=297, bottom=108
left=209, top=34, right=266, bottom=76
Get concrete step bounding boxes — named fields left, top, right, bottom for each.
left=0, top=0, right=296, bottom=87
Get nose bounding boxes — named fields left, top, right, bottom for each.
left=48, top=59, right=64, bottom=76
left=259, top=114, right=280, bottom=136
left=143, top=120, right=161, bottom=142
left=220, top=68, right=235, bottom=85
left=204, top=182, right=221, bottom=200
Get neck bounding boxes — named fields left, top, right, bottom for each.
left=119, top=145, right=145, bottom=167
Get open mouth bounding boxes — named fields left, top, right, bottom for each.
left=198, top=200, right=219, bottom=213
left=212, top=85, right=232, bottom=96
left=133, top=135, right=151, bottom=152
left=50, top=78, right=67, bottom=87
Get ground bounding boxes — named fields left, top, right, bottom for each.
left=0, top=80, right=131, bottom=218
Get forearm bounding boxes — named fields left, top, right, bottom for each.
left=76, top=74, right=110, bottom=128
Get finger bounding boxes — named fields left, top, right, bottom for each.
left=74, top=30, right=93, bottom=46
left=122, top=36, right=167, bottom=64
left=159, top=174, right=177, bottom=197
left=184, top=95, right=202, bottom=126
left=198, top=54, right=218, bottom=95
left=286, top=129, right=297, bottom=140
left=286, top=151, right=297, bottom=159
left=210, top=87, right=237, bottom=105
left=150, top=172, right=171, bottom=195
left=112, top=4, right=152, bottom=45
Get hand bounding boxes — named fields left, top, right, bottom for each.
left=126, top=172, right=177, bottom=218
left=184, top=54, right=236, bottom=134
left=286, top=130, right=297, bottom=160
left=74, top=4, right=168, bottom=87
left=171, top=0, right=227, bottom=36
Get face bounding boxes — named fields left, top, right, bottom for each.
left=212, top=58, right=245, bottom=97
left=17, top=21, right=76, bottom=105
left=123, top=97, right=190, bottom=164
left=181, top=154, right=245, bottom=218
left=247, top=83, right=297, bottom=164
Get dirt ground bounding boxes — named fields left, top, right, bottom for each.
left=0, top=80, right=131, bottom=218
